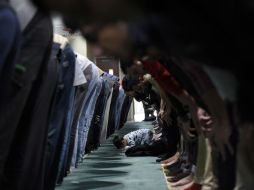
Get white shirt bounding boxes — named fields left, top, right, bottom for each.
left=73, top=53, right=93, bottom=86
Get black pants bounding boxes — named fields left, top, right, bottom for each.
left=125, top=138, right=175, bottom=157
left=214, top=102, right=238, bottom=190
left=125, top=125, right=180, bottom=157
left=0, top=1, right=21, bottom=180
left=107, top=82, right=120, bottom=137
left=119, top=96, right=133, bottom=129
left=0, top=11, right=54, bottom=190
left=143, top=101, right=154, bottom=119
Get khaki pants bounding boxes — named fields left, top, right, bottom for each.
left=194, top=136, right=217, bottom=190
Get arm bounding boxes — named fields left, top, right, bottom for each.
left=201, top=88, right=233, bottom=159
left=142, top=60, right=201, bottom=134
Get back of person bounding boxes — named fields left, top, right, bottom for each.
left=124, top=128, right=153, bottom=148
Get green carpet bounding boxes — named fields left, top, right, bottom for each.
left=56, top=121, right=168, bottom=190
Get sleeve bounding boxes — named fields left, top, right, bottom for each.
left=124, top=134, right=136, bottom=147
left=142, top=60, right=184, bottom=96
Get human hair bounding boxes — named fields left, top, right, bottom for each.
left=112, top=135, right=124, bottom=149
left=122, top=75, right=139, bottom=92
left=120, top=57, right=136, bottom=74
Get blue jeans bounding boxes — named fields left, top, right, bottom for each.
left=119, top=96, right=133, bottom=129
left=56, top=86, right=76, bottom=185
left=85, top=77, right=112, bottom=152
left=45, top=43, right=76, bottom=189
left=85, top=79, right=105, bottom=153
left=64, top=64, right=93, bottom=174
left=114, top=88, right=126, bottom=131
left=106, top=81, right=120, bottom=137
left=96, top=78, right=111, bottom=145
left=74, top=64, right=102, bottom=166
left=100, top=87, right=113, bottom=143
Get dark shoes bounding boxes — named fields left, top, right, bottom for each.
left=152, top=120, right=158, bottom=125
left=156, top=153, right=172, bottom=162
left=143, top=116, right=156, bottom=121
left=167, top=172, right=191, bottom=183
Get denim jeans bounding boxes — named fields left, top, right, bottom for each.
left=0, top=11, right=53, bottom=190
left=45, top=42, right=75, bottom=190
left=95, top=78, right=111, bottom=147
left=56, top=87, right=76, bottom=185
left=114, top=88, right=126, bottom=131
left=64, top=64, right=93, bottom=173
left=100, top=87, right=113, bottom=143
left=0, top=2, right=21, bottom=180
left=85, top=79, right=106, bottom=153
left=119, top=96, right=133, bottom=129
left=98, top=73, right=118, bottom=142
left=107, top=81, right=120, bottom=137
left=56, top=53, right=89, bottom=185
left=85, top=76, right=111, bottom=152
left=74, top=64, right=102, bottom=166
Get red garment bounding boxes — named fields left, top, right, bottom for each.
left=142, top=60, right=184, bottom=96
left=184, top=183, right=202, bottom=190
